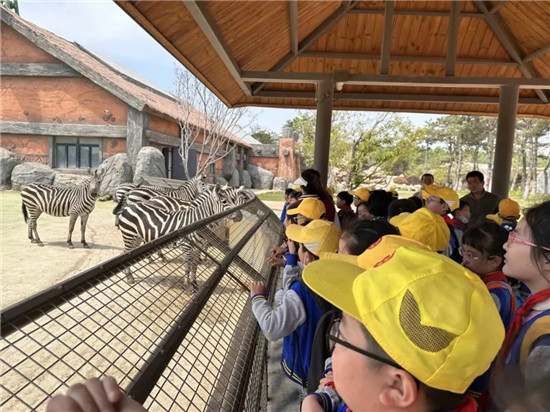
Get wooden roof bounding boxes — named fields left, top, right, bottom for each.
left=117, top=0, right=550, bottom=119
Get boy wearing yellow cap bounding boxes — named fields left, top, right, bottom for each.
left=249, top=220, right=340, bottom=395
left=348, top=187, right=370, bottom=208
left=286, top=197, right=326, bottom=225
left=486, top=198, right=520, bottom=232
left=301, top=236, right=505, bottom=412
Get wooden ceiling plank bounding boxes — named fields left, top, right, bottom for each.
left=446, top=1, right=461, bottom=76
left=473, top=0, right=548, bottom=103
left=183, top=0, right=252, bottom=97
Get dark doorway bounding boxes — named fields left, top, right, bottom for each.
left=163, top=147, right=197, bottom=180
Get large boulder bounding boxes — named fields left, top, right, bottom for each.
left=133, top=147, right=166, bottom=183
left=223, top=150, right=237, bottom=180
left=214, top=174, right=228, bottom=186
left=0, top=148, right=21, bottom=188
left=273, top=176, right=289, bottom=191
left=248, top=164, right=274, bottom=189
left=11, top=162, right=56, bottom=190
left=228, top=169, right=240, bottom=187
left=240, top=169, right=252, bottom=189
left=53, top=173, right=90, bottom=189
left=97, top=153, right=133, bottom=196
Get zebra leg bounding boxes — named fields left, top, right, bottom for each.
left=181, top=242, right=198, bottom=290
left=31, top=211, right=43, bottom=246
left=67, top=214, right=78, bottom=249
left=80, top=214, right=90, bottom=248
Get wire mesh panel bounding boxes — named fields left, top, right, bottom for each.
left=1, top=198, right=282, bottom=411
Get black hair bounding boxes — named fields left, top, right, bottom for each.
left=452, top=200, right=470, bottom=217
left=421, top=173, right=434, bottom=180
left=360, top=325, right=466, bottom=411
left=340, top=220, right=399, bottom=255
left=300, top=242, right=319, bottom=260
left=466, top=171, right=484, bottom=182
left=408, top=196, right=423, bottom=210
left=286, top=203, right=299, bottom=224
left=285, top=188, right=294, bottom=196
left=463, top=222, right=508, bottom=260
left=337, top=191, right=353, bottom=206
left=289, top=190, right=300, bottom=201
left=388, top=199, right=417, bottom=218
left=523, top=201, right=550, bottom=276
left=366, top=190, right=393, bottom=218
left=301, top=168, right=332, bottom=202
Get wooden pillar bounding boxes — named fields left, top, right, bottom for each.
left=126, top=107, right=148, bottom=166
left=491, top=85, right=519, bottom=198
left=313, top=79, right=333, bottom=186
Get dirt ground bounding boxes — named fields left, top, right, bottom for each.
left=1, top=190, right=125, bottom=309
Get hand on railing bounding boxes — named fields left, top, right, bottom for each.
left=250, top=281, right=267, bottom=298
left=46, top=376, right=146, bottom=412
left=266, top=256, right=285, bottom=267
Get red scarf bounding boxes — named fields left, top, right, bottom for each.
left=452, top=396, right=479, bottom=412
left=481, top=271, right=508, bottom=285
left=499, top=288, right=550, bottom=360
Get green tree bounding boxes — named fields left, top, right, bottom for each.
left=250, top=127, right=278, bottom=144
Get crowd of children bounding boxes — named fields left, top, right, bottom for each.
left=46, top=168, right=550, bottom=412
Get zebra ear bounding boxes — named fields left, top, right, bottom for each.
left=222, top=184, right=228, bottom=190
left=237, top=185, right=244, bottom=192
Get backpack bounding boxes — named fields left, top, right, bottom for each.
left=518, top=312, right=550, bottom=374
left=487, top=280, right=518, bottom=315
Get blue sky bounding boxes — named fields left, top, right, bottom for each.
left=18, top=1, right=441, bottom=134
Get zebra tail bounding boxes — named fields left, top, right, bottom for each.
left=22, top=202, right=29, bottom=223
left=112, top=197, right=126, bottom=215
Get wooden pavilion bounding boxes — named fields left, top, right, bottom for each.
left=117, top=0, right=550, bottom=196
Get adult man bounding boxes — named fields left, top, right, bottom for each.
left=413, top=173, right=435, bottom=198
left=460, top=171, right=500, bottom=223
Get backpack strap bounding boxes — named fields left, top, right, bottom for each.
left=487, top=280, right=517, bottom=313
left=519, top=313, right=550, bottom=374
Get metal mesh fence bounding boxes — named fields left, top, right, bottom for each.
left=1, top=198, right=282, bottom=411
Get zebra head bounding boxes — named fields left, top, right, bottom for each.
left=87, top=170, right=102, bottom=197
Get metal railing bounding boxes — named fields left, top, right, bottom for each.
left=0, top=197, right=283, bottom=411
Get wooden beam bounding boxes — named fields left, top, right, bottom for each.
left=0, top=9, right=145, bottom=111
left=183, top=1, right=252, bottom=97
left=300, top=51, right=518, bottom=66
left=242, top=71, right=550, bottom=89
left=254, top=90, right=545, bottom=105
left=446, top=1, right=461, bottom=76
left=289, top=0, right=298, bottom=55
left=350, top=9, right=484, bottom=18
left=145, top=129, right=180, bottom=147
left=523, top=43, right=550, bottom=63
left=252, top=1, right=357, bottom=95
left=489, top=1, right=507, bottom=14
left=473, top=0, right=548, bottom=103
left=0, top=63, right=82, bottom=77
left=380, top=0, right=394, bottom=75
left=0, top=121, right=127, bottom=137
left=126, top=107, right=147, bottom=166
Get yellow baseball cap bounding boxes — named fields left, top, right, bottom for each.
left=319, top=235, right=431, bottom=268
left=286, top=198, right=326, bottom=220
left=486, top=213, right=503, bottom=225
left=498, top=198, right=520, bottom=218
left=293, top=185, right=302, bottom=192
left=422, top=184, right=459, bottom=211
left=390, top=208, right=450, bottom=252
left=349, top=187, right=370, bottom=202
left=302, top=246, right=505, bottom=394
left=285, top=219, right=340, bottom=256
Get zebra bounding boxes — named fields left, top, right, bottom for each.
left=21, top=171, right=102, bottom=248
left=118, top=184, right=241, bottom=286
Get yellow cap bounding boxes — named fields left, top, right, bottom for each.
left=303, top=246, right=505, bottom=394
left=390, top=208, right=450, bottom=252
left=327, top=187, right=334, bottom=197
left=286, top=198, right=326, bottom=220
left=349, top=187, right=370, bottom=202
left=498, top=198, right=520, bottom=218
left=422, top=184, right=459, bottom=211
left=293, top=185, right=302, bottom=192
left=486, top=213, right=503, bottom=225
left=285, top=219, right=340, bottom=256
left=319, top=235, right=431, bottom=268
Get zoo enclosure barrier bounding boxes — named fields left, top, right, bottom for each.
left=1, top=196, right=283, bottom=411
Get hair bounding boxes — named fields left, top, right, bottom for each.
left=360, top=326, right=466, bottom=411
left=301, top=168, right=332, bottom=202
left=388, top=199, right=417, bottom=218
left=421, top=173, right=434, bottom=180
left=366, top=190, right=394, bottom=218
left=466, top=171, right=484, bottom=182
left=408, top=196, right=423, bottom=210
left=285, top=188, right=294, bottom=196
left=300, top=242, right=319, bottom=260
left=357, top=202, right=369, bottom=212
left=524, top=201, right=550, bottom=276
left=337, top=191, right=353, bottom=206
left=463, top=222, right=508, bottom=266
left=451, top=200, right=470, bottom=217
left=340, top=220, right=399, bottom=255
left=289, top=190, right=300, bottom=201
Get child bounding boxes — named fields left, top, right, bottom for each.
left=365, top=190, right=393, bottom=221
left=280, top=188, right=295, bottom=223
left=356, top=202, right=372, bottom=221
left=301, top=235, right=504, bottom=412
left=336, top=191, right=355, bottom=230
left=486, top=198, right=521, bottom=232
left=250, top=219, right=340, bottom=396
left=450, top=200, right=471, bottom=247
left=490, top=201, right=550, bottom=410
left=348, top=187, right=370, bottom=208
left=286, top=197, right=326, bottom=226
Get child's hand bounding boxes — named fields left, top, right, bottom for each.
left=250, top=281, right=267, bottom=297
left=301, top=395, right=324, bottom=412
left=266, top=257, right=284, bottom=267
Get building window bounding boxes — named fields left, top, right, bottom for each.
left=209, top=163, right=215, bottom=175
left=55, top=138, right=100, bottom=169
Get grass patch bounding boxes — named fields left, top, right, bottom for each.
left=257, top=191, right=285, bottom=202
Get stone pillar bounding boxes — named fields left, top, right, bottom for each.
left=126, top=107, right=148, bottom=167
left=491, top=85, right=519, bottom=198
left=313, top=80, right=333, bottom=186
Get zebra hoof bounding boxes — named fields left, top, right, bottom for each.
left=37, top=242, right=44, bottom=247
left=82, top=243, right=89, bottom=248
left=31, top=239, right=37, bottom=243
left=68, top=243, right=74, bottom=249
left=126, top=275, right=135, bottom=285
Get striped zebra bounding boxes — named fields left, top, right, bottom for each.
left=118, top=184, right=241, bottom=286
left=21, top=171, right=101, bottom=248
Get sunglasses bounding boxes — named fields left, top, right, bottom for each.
left=508, top=232, right=550, bottom=252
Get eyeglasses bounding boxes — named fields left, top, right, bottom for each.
left=327, top=318, right=402, bottom=370
left=508, top=232, right=550, bottom=252
left=426, top=196, right=446, bottom=205
left=459, top=247, right=496, bottom=261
